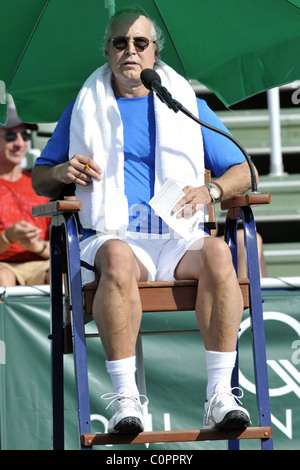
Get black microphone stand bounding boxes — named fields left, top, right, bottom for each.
left=164, top=96, right=258, bottom=193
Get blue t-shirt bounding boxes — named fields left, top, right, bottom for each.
left=118, top=95, right=159, bottom=233
left=35, top=96, right=245, bottom=234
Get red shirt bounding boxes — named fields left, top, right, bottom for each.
left=0, top=171, right=51, bottom=262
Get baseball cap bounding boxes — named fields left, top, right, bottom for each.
left=0, top=107, right=38, bottom=130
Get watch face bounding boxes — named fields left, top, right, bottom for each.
left=210, top=187, right=220, bottom=199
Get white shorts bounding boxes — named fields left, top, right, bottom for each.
left=79, top=230, right=209, bottom=285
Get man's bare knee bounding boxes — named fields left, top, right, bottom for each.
left=201, top=238, right=235, bottom=281
left=95, top=239, right=136, bottom=284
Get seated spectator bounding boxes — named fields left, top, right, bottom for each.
left=0, top=107, right=51, bottom=286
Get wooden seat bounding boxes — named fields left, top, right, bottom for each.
left=84, top=278, right=250, bottom=315
left=62, top=278, right=250, bottom=356
left=32, top=181, right=273, bottom=450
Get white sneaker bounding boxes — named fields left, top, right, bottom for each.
left=102, top=392, right=148, bottom=434
left=203, top=385, right=251, bottom=430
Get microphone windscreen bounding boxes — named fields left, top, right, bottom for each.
left=140, top=68, right=161, bottom=90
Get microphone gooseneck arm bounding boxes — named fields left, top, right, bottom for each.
left=140, top=68, right=258, bottom=193
left=173, top=99, right=258, bottom=193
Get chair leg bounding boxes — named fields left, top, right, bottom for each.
left=50, top=222, right=65, bottom=450
left=223, top=219, right=241, bottom=449
left=136, top=334, right=150, bottom=424
left=225, top=208, right=273, bottom=450
left=228, top=344, right=240, bottom=450
left=65, top=215, right=92, bottom=449
left=242, top=207, right=273, bottom=450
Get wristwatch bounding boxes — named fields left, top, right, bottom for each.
left=205, top=183, right=221, bottom=204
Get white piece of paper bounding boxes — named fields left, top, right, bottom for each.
left=149, top=178, right=205, bottom=241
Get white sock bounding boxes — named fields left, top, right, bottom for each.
left=205, top=349, right=237, bottom=399
left=106, top=356, right=139, bottom=397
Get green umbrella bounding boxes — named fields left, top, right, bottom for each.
left=1, top=0, right=300, bottom=124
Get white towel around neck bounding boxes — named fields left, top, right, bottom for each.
left=69, top=60, right=205, bottom=234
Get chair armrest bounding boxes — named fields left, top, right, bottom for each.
left=32, top=200, right=82, bottom=217
left=220, top=192, right=271, bottom=210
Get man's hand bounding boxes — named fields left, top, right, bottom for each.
left=54, top=154, right=102, bottom=186
left=4, top=220, right=48, bottom=254
left=32, top=155, right=103, bottom=198
left=171, top=161, right=258, bottom=218
left=172, top=185, right=211, bottom=218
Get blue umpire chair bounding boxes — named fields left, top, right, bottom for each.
left=32, top=178, right=273, bottom=451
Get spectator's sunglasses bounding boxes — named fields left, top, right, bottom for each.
left=1, top=130, right=31, bottom=143
left=111, top=36, right=156, bottom=52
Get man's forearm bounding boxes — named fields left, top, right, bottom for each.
left=213, top=160, right=259, bottom=202
left=32, top=165, right=65, bottom=198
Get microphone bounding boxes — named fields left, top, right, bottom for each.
left=140, top=68, right=258, bottom=192
left=140, top=68, right=179, bottom=112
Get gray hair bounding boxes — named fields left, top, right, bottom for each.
left=103, top=7, right=165, bottom=53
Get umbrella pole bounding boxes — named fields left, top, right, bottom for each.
left=105, top=0, right=115, bottom=17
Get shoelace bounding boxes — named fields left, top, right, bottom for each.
left=205, top=387, right=244, bottom=422
left=101, top=392, right=149, bottom=409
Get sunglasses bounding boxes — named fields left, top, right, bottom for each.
left=0, top=131, right=31, bottom=143
left=111, top=36, right=155, bottom=52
